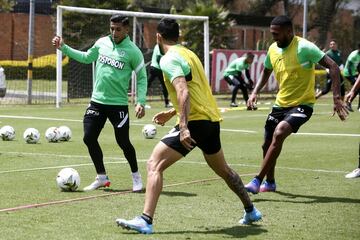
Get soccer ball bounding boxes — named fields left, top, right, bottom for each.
left=142, top=124, right=157, bottom=139
left=23, top=128, right=40, bottom=144
left=57, top=125, right=72, bottom=141
left=0, top=125, right=15, bottom=141
left=45, top=127, right=60, bottom=142
left=56, top=168, right=80, bottom=192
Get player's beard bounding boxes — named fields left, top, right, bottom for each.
left=158, top=43, right=165, bottom=55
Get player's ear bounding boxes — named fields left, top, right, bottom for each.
left=156, top=33, right=161, bottom=42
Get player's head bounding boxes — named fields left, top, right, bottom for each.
left=245, top=52, right=255, bottom=64
left=156, top=18, right=179, bottom=54
left=329, top=40, right=337, bottom=50
left=358, top=42, right=360, bottom=51
left=157, top=18, right=179, bottom=41
left=270, top=15, right=294, bottom=48
left=109, top=14, right=129, bottom=44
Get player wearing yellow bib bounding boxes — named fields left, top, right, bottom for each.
left=116, top=18, right=262, bottom=234
left=245, top=15, right=348, bottom=194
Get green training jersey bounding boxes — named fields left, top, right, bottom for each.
left=343, top=50, right=360, bottom=77
left=150, top=44, right=162, bottom=69
left=264, top=36, right=325, bottom=107
left=223, top=56, right=250, bottom=77
left=60, top=35, right=147, bottom=105
left=326, top=49, right=343, bottom=66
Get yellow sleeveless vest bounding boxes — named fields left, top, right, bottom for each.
left=163, top=45, right=222, bottom=122
left=268, top=36, right=316, bottom=107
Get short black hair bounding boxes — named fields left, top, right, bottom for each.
left=246, top=52, right=254, bottom=59
left=271, top=15, right=293, bottom=28
left=358, top=42, right=360, bottom=49
left=110, top=14, right=129, bottom=26
left=157, top=18, right=179, bottom=42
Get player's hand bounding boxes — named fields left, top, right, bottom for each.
left=179, top=127, right=196, bottom=151
left=247, top=92, right=257, bottom=110
left=135, top=104, right=145, bottom=119
left=52, top=36, right=64, bottom=49
left=152, top=108, right=175, bottom=126
left=344, top=91, right=355, bottom=104
left=332, top=98, right=348, bottom=121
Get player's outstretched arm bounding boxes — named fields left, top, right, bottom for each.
left=52, top=36, right=64, bottom=49
left=247, top=68, right=272, bottom=109
left=318, top=55, right=348, bottom=121
left=152, top=108, right=176, bottom=126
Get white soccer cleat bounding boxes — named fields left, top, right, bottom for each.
left=345, top=168, right=360, bottom=179
left=132, top=172, right=143, bottom=192
left=83, top=175, right=111, bottom=191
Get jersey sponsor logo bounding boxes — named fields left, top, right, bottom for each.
left=99, top=54, right=125, bottom=69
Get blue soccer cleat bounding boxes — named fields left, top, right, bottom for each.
left=239, top=207, right=262, bottom=224
left=260, top=180, right=276, bottom=192
left=116, top=216, right=153, bottom=234
left=245, top=178, right=261, bottom=194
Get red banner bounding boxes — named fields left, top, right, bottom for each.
left=211, top=49, right=278, bottom=93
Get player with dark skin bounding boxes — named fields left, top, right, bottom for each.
left=245, top=16, right=348, bottom=194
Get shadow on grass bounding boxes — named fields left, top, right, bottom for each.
left=121, top=225, right=267, bottom=238
left=254, top=190, right=360, bottom=204
left=161, top=190, right=197, bottom=197
left=103, top=189, right=197, bottom=197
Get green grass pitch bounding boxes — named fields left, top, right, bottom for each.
left=0, top=97, right=359, bottom=240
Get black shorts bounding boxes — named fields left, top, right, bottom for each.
left=264, top=105, right=313, bottom=140
left=161, top=120, right=221, bottom=156
left=83, top=101, right=130, bottom=130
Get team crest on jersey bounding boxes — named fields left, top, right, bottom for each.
left=118, top=50, right=126, bottom=57
left=99, top=54, right=125, bottom=69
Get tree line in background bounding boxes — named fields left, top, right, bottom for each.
left=0, top=0, right=358, bottom=58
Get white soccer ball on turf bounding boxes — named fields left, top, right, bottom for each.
left=56, top=168, right=80, bottom=192
left=0, top=125, right=15, bottom=141
left=23, top=128, right=40, bottom=144
left=45, top=127, right=60, bottom=142
left=57, top=125, right=72, bottom=141
left=142, top=124, right=157, bottom=139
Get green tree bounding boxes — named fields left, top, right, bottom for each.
left=60, top=0, right=128, bottom=48
left=308, top=0, right=346, bottom=49
left=0, top=0, right=15, bottom=12
left=180, top=0, right=232, bottom=61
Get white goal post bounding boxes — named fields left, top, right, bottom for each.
left=56, top=5, right=209, bottom=108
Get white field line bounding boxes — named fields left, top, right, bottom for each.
left=0, top=114, right=358, bottom=136
left=0, top=151, right=349, bottom=174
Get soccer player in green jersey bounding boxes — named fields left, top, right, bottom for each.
left=223, top=53, right=255, bottom=108
left=244, top=15, right=348, bottom=194
left=344, top=74, right=360, bottom=178
left=147, top=44, right=172, bottom=108
left=315, top=40, right=345, bottom=101
left=116, top=18, right=261, bottom=234
left=343, top=43, right=360, bottom=112
left=52, top=14, right=147, bottom=192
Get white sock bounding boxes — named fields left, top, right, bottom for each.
left=97, top=174, right=107, bottom=181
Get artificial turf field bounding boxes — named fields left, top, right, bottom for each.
left=0, top=96, right=359, bottom=240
